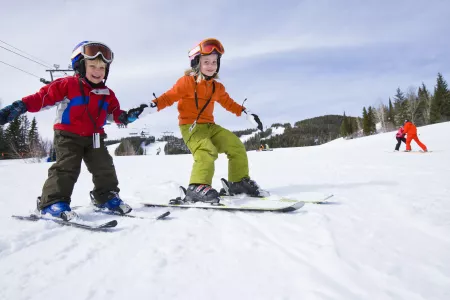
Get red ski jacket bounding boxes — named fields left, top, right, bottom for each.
left=22, top=75, right=125, bottom=136
left=403, top=121, right=417, bottom=135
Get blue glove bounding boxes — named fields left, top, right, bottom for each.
left=119, top=104, right=148, bottom=125
left=0, top=100, right=27, bottom=125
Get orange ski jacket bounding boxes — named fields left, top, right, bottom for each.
left=403, top=121, right=417, bottom=135
left=153, top=75, right=244, bottom=125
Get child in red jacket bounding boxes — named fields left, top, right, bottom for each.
left=0, top=41, right=147, bottom=220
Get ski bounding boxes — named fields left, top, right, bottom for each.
left=95, top=210, right=171, bottom=220
left=245, top=194, right=334, bottom=204
left=142, top=199, right=304, bottom=213
left=71, top=205, right=171, bottom=220
left=11, top=214, right=117, bottom=231
left=219, top=178, right=333, bottom=204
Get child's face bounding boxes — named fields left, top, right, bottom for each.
left=85, top=59, right=106, bottom=84
left=199, top=54, right=218, bottom=77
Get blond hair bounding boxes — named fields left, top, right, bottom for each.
left=85, top=56, right=107, bottom=67
left=184, top=68, right=219, bottom=83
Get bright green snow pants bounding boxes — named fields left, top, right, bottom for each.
left=180, top=123, right=249, bottom=185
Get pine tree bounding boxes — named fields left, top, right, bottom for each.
left=5, top=117, right=22, bottom=158
left=340, top=112, right=350, bottom=137
left=393, top=88, right=409, bottom=125
left=362, top=107, right=371, bottom=136
left=388, top=98, right=394, bottom=123
left=432, top=73, right=450, bottom=122
left=28, top=117, right=43, bottom=157
left=367, top=106, right=377, bottom=134
left=348, top=116, right=354, bottom=135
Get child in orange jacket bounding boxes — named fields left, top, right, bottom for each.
left=403, top=120, right=428, bottom=152
left=148, top=38, right=267, bottom=203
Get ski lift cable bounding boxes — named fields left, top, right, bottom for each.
left=0, top=39, right=53, bottom=68
left=0, top=45, right=52, bottom=68
left=0, top=60, right=42, bottom=79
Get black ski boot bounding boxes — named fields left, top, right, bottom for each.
left=221, top=177, right=269, bottom=197
left=184, top=184, right=221, bottom=204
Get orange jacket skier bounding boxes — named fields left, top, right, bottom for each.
left=403, top=120, right=427, bottom=152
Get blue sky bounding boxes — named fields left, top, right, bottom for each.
left=1, top=0, right=449, bottom=139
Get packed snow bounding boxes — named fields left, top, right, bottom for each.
left=0, top=122, right=449, bottom=300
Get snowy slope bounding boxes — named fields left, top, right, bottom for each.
left=0, top=123, right=449, bottom=300
left=239, top=130, right=259, bottom=143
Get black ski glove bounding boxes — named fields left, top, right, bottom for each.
left=118, top=104, right=148, bottom=125
left=243, top=109, right=263, bottom=132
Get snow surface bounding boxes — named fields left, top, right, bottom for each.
left=1, top=122, right=449, bottom=300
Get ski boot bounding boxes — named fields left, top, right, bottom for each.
left=182, top=184, right=221, bottom=205
left=220, top=177, right=270, bottom=197
left=38, top=197, right=77, bottom=221
left=90, top=191, right=132, bottom=215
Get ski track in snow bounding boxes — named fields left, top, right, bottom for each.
left=1, top=122, right=450, bottom=300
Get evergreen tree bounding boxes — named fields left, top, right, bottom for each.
left=5, top=117, right=22, bottom=158
left=431, top=73, right=450, bottom=122
left=388, top=98, right=394, bottom=124
left=347, top=116, right=354, bottom=135
left=362, top=107, right=370, bottom=135
left=340, top=112, right=350, bottom=137
left=367, top=106, right=377, bottom=134
left=28, top=117, right=43, bottom=157
left=393, top=87, right=408, bottom=125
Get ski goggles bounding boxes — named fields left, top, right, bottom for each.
left=188, top=38, right=225, bottom=59
left=72, top=42, right=114, bottom=63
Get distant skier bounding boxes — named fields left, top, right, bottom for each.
left=148, top=38, right=266, bottom=203
left=394, top=126, right=406, bottom=151
left=403, top=120, right=428, bottom=152
left=0, top=41, right=147, bottom=220
left=259, top=144, right=265, bottom=151
left=156, top=147, right=161, bottom=155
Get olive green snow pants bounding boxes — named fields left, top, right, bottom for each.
left=180, top=123, right=249, bottom=185
left=39, top=130, right=120, bottom=209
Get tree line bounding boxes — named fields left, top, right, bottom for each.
left=238, top=72, right=449, bottom=150
left=2, top=73, right=448, bottom=156
left=341, top=72, right=450, bottom=137
left=0, top=115, right=47, bottom=160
